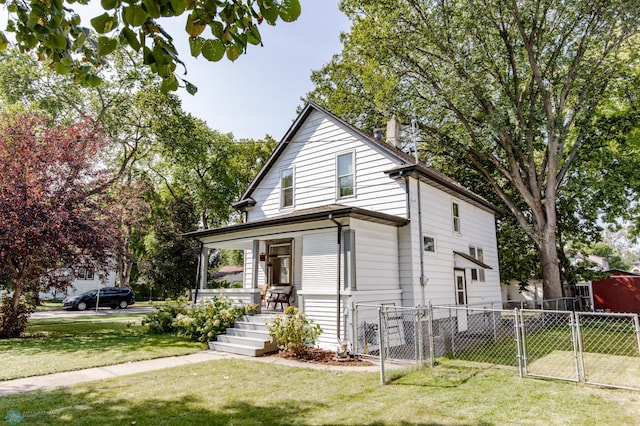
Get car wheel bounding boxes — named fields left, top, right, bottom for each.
left=119, top=300, right=128, bottom=309
left=77, top=302, right=87, bottom=311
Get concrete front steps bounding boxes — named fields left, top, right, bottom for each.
left=209, top=313, right=279, bottom=357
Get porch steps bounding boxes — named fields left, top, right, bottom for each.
left=209, top=314, right=279, bottom=357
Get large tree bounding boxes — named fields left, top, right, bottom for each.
left=307, top=0, right=640, bottom=299
left=0, top=0, right=301, bottom=92
left=0, top=112, right=120, bottom=336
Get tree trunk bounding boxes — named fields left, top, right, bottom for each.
left=537, top=229, right=563, bottom=301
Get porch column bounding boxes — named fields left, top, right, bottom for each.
left=199, top=246, right=208, bottom=289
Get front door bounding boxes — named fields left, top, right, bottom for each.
left=267, top=240, right=292, bottom=286
left=454, top=269, right=468, bottom=332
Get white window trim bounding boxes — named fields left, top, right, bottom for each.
left=336, top=150, right=355, bottom=200
left=280, top=167, right=294, bottom=210
left=423, top=235, right=437, bottom=255
left=452, top=201, right=461, bottom=234
left=469, top=245, right=486, bottom=282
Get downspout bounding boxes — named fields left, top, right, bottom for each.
left=417, top=176, right=426, bottom=307
left=329, top=213, right=343, bottom=343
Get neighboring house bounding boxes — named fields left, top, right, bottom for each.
left=591, top=269, right=640, bottom=314
left=571, top=253, right=610, bottom=271
left=501, top=280, right=543, bottom=309
left=40, top=268, right=117, bottom=300
left=211, top=265, right=244, bottom=287
left=186, top=102, right=502, bottom=349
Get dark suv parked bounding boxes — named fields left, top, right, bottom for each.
left=63, top=287, right=135, bottom=311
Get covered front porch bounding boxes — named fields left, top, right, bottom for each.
left=185, top=205, right=409, bottom=349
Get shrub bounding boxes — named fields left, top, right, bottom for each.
left=267, top=306, right=322, bottom=356
left=142, top=297, right=189, bottom=333
left=0, top=295, right=35, bottom=338
left=174, top=296, right=245, bottom=342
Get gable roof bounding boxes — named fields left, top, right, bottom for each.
left=233, top=102, right=501, bottom=215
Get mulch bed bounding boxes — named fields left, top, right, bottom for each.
left=273, top=348, right=374, bottom=366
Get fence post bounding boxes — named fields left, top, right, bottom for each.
left=518, top=308, right=529, bottom=377
left=428, top=301, right=435, bottom=367
left=378, top=306, right=386, bottom=385
left=575, top=312, right=586, bottom=383
left=514, top=308, right=522, bottom=377
left=569, top=311, right=582, bottom=382
left=417, top=307, right=424, bottom=366
left=353, top=304, right=359, bottom=354
left=633, top=314, right=640, bottom=357
left=449, top=307, right=456, bottom=358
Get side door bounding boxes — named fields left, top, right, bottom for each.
left=454, top=269, right=468, bottom=332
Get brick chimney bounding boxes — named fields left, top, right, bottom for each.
left=386, top=115, right=401, bottom=149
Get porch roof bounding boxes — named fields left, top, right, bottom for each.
left=184, top=204, right=409, bottom=241
left=453, top=251, right=493, bottom=270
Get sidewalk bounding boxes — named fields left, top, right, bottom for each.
left=0, top=351, right=378, bottom=396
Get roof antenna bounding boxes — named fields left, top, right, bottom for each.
left=411, top=119, right=419, bottom=163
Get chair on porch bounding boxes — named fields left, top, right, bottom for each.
left=265, top=286, right=293, bottom=310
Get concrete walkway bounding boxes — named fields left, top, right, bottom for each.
left=0, top=351, right=379, bottom=396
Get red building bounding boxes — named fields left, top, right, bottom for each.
left=592, top=269, right=640, bottom=314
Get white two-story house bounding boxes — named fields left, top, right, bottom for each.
left=187, top=102, right=502, bottom=349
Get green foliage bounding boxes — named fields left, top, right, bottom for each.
left=173, top=297, right=245, bottom=343
left=143, top=296, right=245, bottom=342
left=0, top=295, right=34, bottom=338
left=142, top=297, right=189, bottom=333
left=308, top=0, right=640, bottom=297
left=267, top=306, right=322, bottom=356
left=0, top=0, right=301, bottom=92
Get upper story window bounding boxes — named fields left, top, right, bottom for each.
left=280, top=168, right=294, bottom=208
left=469, top=245, right=485, bottom=282
left=337, top=152, right=354, bottom=198
left=452, top=202, right=461, bottom=233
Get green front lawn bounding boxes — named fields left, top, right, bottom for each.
left=0, top=314, right=205, bottom=380
left=0, top=359, right=638, bottom=425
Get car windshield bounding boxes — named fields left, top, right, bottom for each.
left=82, top=289, right=98, bottom=297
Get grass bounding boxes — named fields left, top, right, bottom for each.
left=0, top=314, right=205, bottom=380
left=0, top=358, right=639, bottom=425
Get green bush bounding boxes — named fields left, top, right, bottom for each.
left=174, top=296, right=245, bottom=343
left=267, top=306, right=322, bottom=356
left=142, top=297, right=189, bottom=333
left=0, top=295, right=35, bottom=338
left=143, top=296, right=247, bottom=343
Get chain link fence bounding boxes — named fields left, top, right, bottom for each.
left=353, top=303, right=640, bottom=390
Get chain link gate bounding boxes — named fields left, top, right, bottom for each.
left=576, top=312, right=640, bottom=391
left=519, top=309, right=580, bottom=382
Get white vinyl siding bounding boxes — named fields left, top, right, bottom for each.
left=301, top=232, right=337, bottom=292
left=248, top=110, right=407, bottom=220
left=402, top=180, right=501, bottom=307
left=351, top=219, right=400, bottom=292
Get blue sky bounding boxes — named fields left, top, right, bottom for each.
left=0, top=1, right=349, bottom=140
left=166, top=1, right=350, bottom=140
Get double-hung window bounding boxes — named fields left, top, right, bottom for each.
left=469, top=245, right=485, bottom=282
left=337, top=152, right=354, bottom=198
left=452, top=202, right=461, bottom=233
left=280, top=168, right=294, bottom=208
